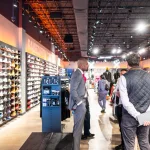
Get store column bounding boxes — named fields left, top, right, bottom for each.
left=18, top=0, right=26, bottom=114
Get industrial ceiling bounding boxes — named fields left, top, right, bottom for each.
left=24, top=0, right=150, bottom=61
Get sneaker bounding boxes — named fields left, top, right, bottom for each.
left=0, top=112, right=3, bottom=118
left=10, top=111, right=16, bottom=117
left=0, top=105, right=4, bottom=111
left=101, top=109, right=106, bottom=113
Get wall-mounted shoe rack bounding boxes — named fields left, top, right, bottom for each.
left=0, top=41, right=21, bottom=126
left=26, top=53, right=57, bottom=111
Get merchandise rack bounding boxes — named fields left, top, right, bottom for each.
left=0, top=41, right=22, bottom=126
left=26, top=53, right=57, bottom=111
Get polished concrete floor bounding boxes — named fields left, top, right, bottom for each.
left=0, top=89, right=139, bottom=150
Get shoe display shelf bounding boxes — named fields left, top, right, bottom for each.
left=26, top=53, right=57, bottom=111
left=0, top=41, right=22, bottom=126
left=44, top=61, right=57, bottom=76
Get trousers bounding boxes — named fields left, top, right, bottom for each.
left=98, top=98, right=106, bottom=110
left=115, top=105, right=124, bottom=147
left=84, top=99, right=90, bottom=136
left=72, top=102, right=86, bottom=150
left=121, top=108, right=150, bottom=150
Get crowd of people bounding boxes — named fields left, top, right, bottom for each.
left=69, top=53, right=150, bottom=150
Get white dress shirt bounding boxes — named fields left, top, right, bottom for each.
left=119, top=75, right=150, bottom=119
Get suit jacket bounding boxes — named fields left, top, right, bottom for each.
left=68, top=69, right=86, bottom=110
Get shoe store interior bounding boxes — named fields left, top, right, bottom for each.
left=0, top=0, right=150, bottom=150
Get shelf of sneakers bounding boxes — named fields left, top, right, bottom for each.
left=0, top=45, right=21, bottom=126
left=26, top=54, right=45, bottom=110
left=44, top=61, right=57, bottom=76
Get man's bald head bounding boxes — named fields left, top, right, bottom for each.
left=77, top=58, right=89, bottom=72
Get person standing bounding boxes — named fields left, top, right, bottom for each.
left=114, top=69, right=127, bottom=150
left=68, top=58, right=89, bottom=150
left=81, top=74, right=95, bottom=140
left=98, top=75, right=109, bottom=113
left=119, top=53, right=150, bottom=150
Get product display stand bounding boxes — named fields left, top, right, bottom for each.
left=0, top=41, right=21, bottom=126
left=41, top=75, right=61, bottom=132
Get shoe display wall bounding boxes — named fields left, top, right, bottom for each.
left=0, top=41, right=22, bottom=126
left=26, top=53, right=57, bottom=111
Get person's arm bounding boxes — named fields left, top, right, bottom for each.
left=118, top=76, right=141, bottom=119
left=70, top=73, right=83, bottom=105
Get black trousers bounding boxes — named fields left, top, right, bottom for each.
left=115, top=104, right=124, bottom=147
left=84, top=99, right=90, bottom=136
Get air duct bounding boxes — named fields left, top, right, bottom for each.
left=72, top=0, right=88, bottom=57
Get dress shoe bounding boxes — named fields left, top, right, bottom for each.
left=81, top=135, right=87, bottom=140
left=87, top=133, right=95, bottom=138
left=115, top=144, right=124, bottom=150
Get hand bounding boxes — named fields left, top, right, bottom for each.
left=72, top=104, right=77, bottom=110
left=143, top=121, right=150, bottom=126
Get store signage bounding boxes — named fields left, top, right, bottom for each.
left=27, top=39, right=46, bottom=57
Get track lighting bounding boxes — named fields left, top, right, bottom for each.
left=34, top=23, right=37, bottom=28
left=93, top=25, right=96, bottom=29
left=39, top=28, right=44, bottom=34
left=96, top=20, right=100, bottom=24
left=22, top=10, right=25, bottom=16
left=29, top=16, right=32, bottom=23
left=13, top=0, right=17, bottom=8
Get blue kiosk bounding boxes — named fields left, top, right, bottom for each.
left=41, top=76, right=61, bottom=132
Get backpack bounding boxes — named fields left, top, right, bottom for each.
left=105, top=83, right=109, bottom=91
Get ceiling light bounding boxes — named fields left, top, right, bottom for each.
left=98, top=56, right=112, bottom=59
left=99, top=9, right=102, bottom=13
left=96, top=20, right=100, bottom=24
left=13, top=0, right=17, bottom=7
left=130, top=35, right=133, bottom=38
left=39, top=28, right=44, bottom=34
left=112, top=48, right=117, bottom=54
left=34, top=23, right=37, bottom=28
left=104, top=59, right=107, bottom=62
left=93, top=25, right=96, bottom=29
left=92, top=38, right=94, bottom=41
left=93, top=32, right=96, bottom=35
left=91, top=35, right=94, bottom=38
left=138, top=48, right=146, bottom=54
left=60, top=51, right=62, bottom=54
left=117, top=49, right=122, bottom=54
left=122, top=54, right=126, bottom=59
left=129, top=51, right=133, bottom=55
left=135, top=22, right=147, bottom=33
left=29, top=16, right=32, bottom=23
left=92, top=48, right=99, bottom=55
left=22, top=10, right=25, bottom=16
left=123, top=41, right=126, bottom=44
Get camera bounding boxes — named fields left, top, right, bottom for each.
left=11, top=16, right=16, bottom=22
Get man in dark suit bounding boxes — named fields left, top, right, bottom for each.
left=68, top=58, right=89, bottom=150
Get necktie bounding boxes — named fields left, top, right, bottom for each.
left=82, top=74, right=86, bottom=82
